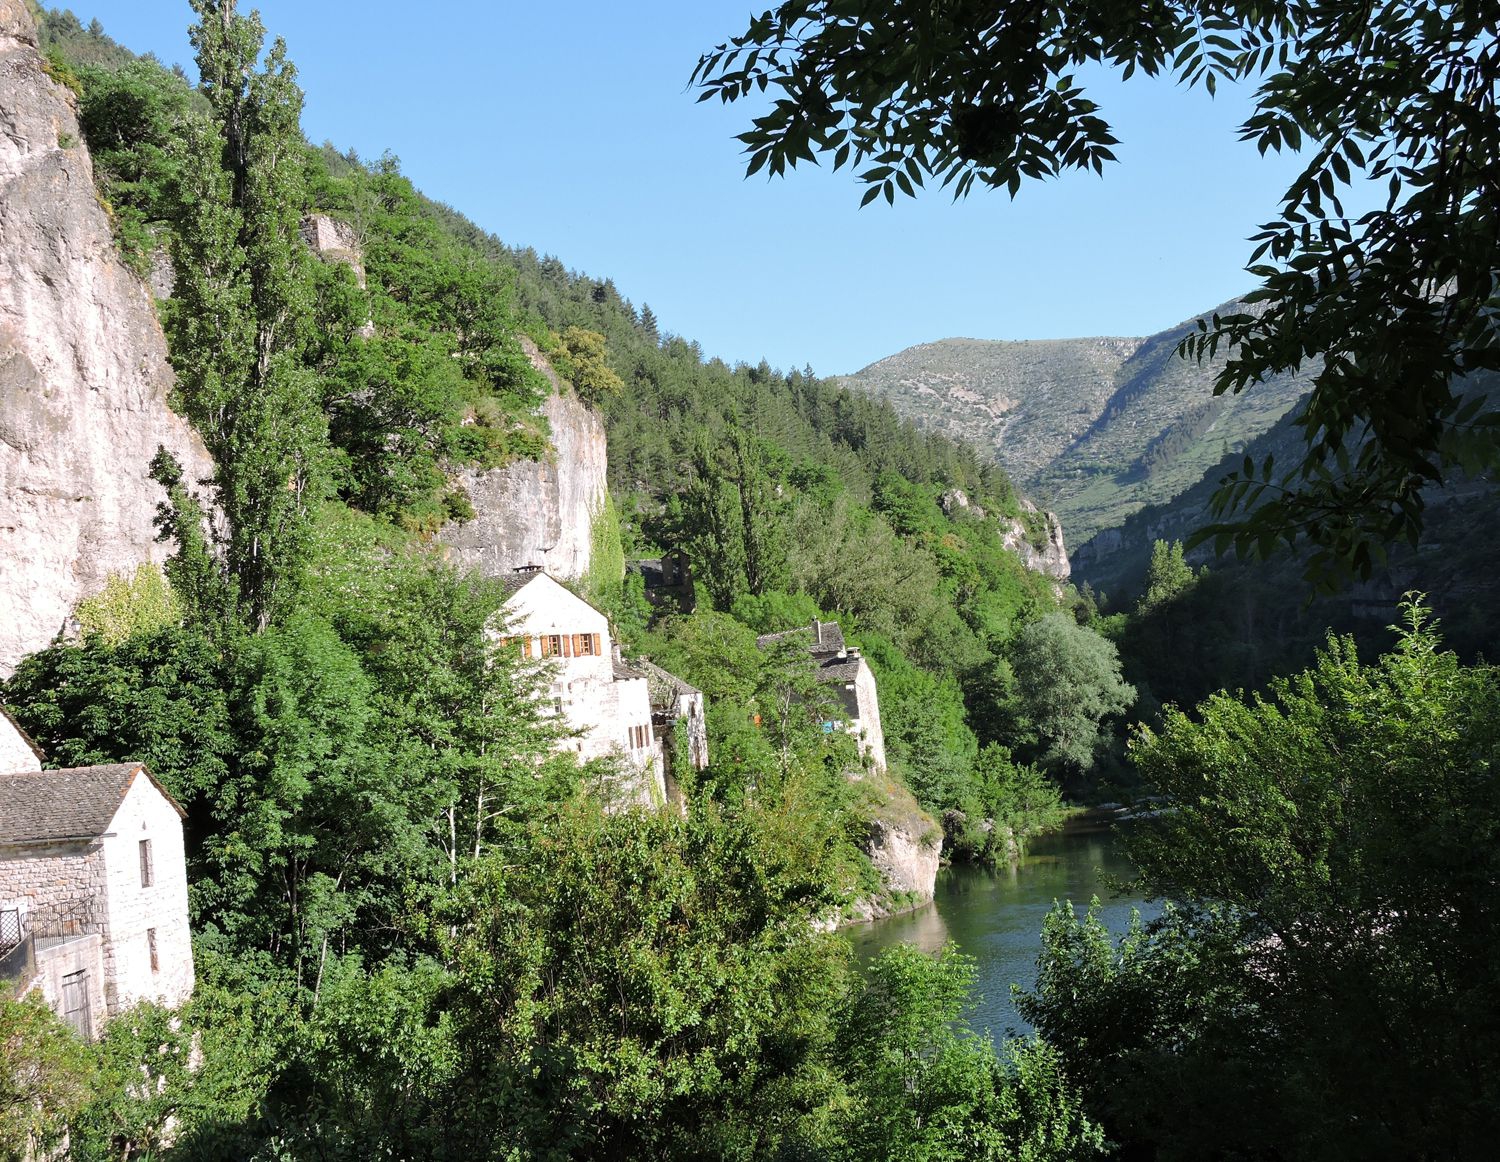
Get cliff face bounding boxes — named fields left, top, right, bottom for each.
left=439, top=337, right=607, bottom=581
left=942, top=489, right=1072, bottom=583
left=0, top=1, right=213, bottom=676
left=1000, top=498, right=1072, bottom=583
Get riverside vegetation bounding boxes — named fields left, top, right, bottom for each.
left=3, top=2, right=1497, bottom=1159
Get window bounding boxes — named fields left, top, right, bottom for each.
left=147, top=928, right=159, bottom=972
left=139, top=839, right=153, bottom=888
left=577, top=633, right=599, bottom=656
left=542, top=634, right=563, bottom=658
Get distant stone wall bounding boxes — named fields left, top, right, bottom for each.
left=301, top=212, right=367, bottom=289
left=851, top=661, right=888, bottom=773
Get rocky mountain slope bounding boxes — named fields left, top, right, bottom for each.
left=0, top=0, right=608, bottom=674
left=0, top=0, right=212, bottom=675
left=835, top=304, right=1309, bottom=546
left=1076, top=371, right=1500, bottom=581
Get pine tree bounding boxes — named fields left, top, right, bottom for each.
left=164, top=0, right=325, bottom=632
left=639, top=302, right=659, bottom=346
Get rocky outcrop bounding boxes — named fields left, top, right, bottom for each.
left=0, top=2, right=213, bottom=677
left=865, top=816, right=942, bottom=903
left=1000, top=498, right=1071, bottom=582
left=438, top=337, right=608, bottom=581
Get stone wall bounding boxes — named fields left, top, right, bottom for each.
left=0, top=840, right=107, bottom=937
left=98, top=774, right=194, bottom=1012
left=29, top=932, right=106, bottom=1039
left=851, top=660, right=888, bottom=773
left=440, top=339, right=608, bottom=582
left=0, top=2, right=214, bottom=676
left=301, top=213, right=366, bottom=288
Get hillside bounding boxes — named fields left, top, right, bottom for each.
left=835, top=307, right=1310, bottom=545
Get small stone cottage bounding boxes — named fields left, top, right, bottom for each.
left=496, top=568, right=705, bottom=807
left=756, top=619, right=888, bottom=772
left=634, top=658, right=710, bottom=801
left=0, top=709, right=194, bottom=1039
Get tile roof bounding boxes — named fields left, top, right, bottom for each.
left=0, top=763, right=185, bottom=846
left=755, top=619, right=847, bottom=655
left=632, top=658, right=701, bottom=709
left=818, top=657, right=864, bottom=683
left=613, top=659, right=647, bottom=682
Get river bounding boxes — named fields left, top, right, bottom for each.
left=848, top=820, right=1159, bottom=1041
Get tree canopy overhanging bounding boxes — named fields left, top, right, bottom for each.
left=694, top=1, right=1500, bottom=583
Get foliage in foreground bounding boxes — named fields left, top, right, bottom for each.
left=4, top=808, right=1099, bottom=1162
left=1021, top=601, right=1500, bottom=1159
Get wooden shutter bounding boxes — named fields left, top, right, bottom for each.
left=592, top=633, right=602, bottom=655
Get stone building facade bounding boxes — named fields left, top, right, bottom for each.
left=496, top=569, right=684, bottom=807
left=757, top=620, right=888, bottom=772
left=634, top=658, right=710, bottom=803
left=0, top=719, right=194, bottom=1038
left=0, top=705, right=43, bottom=772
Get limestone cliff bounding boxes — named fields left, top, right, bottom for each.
left=864, top=816, right=942, bottom=904
left=941, top=489, right=1072, bottom=583
left=1000, top=498, right=1071, bottom=583
left=438, top=337, right=607, bottom=581
left=0, top=1, right=213, bottom=676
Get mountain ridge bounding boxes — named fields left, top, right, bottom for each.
left=835, top=303, right=1310, bottom=546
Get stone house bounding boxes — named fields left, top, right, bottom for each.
left=633, top=658, right=710, bottom=802
left=0, top=710, right=194, bottom=1039
left=496, top=568, right=704, bottom=807
left=756, top=619, right=888, bottom=772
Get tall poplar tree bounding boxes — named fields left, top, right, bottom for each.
left=164, top=0, right=324, bottom=632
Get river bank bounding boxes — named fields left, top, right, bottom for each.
left=847, top=819, right=1161, bottom=1038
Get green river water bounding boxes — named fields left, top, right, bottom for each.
left=848, top=821, right=1159, bottom=1041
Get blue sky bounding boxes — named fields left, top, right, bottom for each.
left=71, top=1, right=1314, bottom=376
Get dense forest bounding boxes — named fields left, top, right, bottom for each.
left=3, top=3, right=1498, bottom=1160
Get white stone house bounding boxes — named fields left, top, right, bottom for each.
left=634, top=658, right=710, bottom=802
left=0, top=710, right=194, bottom=1039
left=756, top=620, right=888, bottom=772
left=495, top=569, right=668, bottom=806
